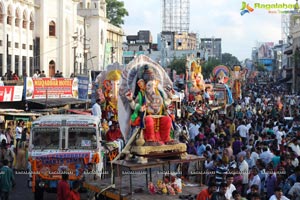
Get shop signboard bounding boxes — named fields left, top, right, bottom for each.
left=24, top=77, right=78, bottom=100
left=0, top=86, right=23, bottom=102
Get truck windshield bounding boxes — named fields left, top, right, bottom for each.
left=68, top=127, right=97, bottom=149
left=32, top=127, right=60, bottom=149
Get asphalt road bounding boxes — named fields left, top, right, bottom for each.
left=11, top=174, right=89, bottom=200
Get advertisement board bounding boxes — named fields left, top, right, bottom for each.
left=77, top=75, right=89, bottom=100
left=0, top=86, right=23, bottom=102
left=257, top=42, right=274, bottom=59
left=24, top=77, right=78, bottom=100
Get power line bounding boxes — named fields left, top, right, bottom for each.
left=4, top=40, right=75, bottom=70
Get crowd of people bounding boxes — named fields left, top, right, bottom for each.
left=0, top=70, right=300, bottom=200
left=172, top=81, right=300, bottom=200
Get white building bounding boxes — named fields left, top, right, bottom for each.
left=35, top=0, right=80, bottom=77
left=78, top=0, right=124, bottom=71
left=0, top=0, right=124, bottom=78
left=0, top=0, right=35, bottom=77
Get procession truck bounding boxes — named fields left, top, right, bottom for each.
left=27, top=115, right=104, bottom=199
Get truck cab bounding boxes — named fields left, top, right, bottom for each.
left=28, top=115, right=103, bottom=199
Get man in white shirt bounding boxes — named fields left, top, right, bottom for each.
left=238, top=154, right=249, bottom=196
left=247, top=167, right=261, bottom=194
left=225, top=174, right=236, bottom=200
left=92, top=99, right=102, bottom=119
left=245, top=96, right=251, bottom=105
left=269, top=187, right=290, bottom=200
left=210, top=120, right=216, bottom=134
left=237, top=121, right=248, bottom=144
left=188, top=121, right=200, bottom=141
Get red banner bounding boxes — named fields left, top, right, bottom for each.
left=25, top=77, right=78, bottom=99
left=0, top=86, right=23, bottom=102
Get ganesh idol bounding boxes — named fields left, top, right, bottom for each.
left=124, top=65, right=175, bottom=146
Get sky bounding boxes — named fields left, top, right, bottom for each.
left=122, top=0, right=298, bottom=61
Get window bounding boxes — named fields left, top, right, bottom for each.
left=15, top=43, right=19, bottom=48
left=29, top=13, right=34, bottom=30
left=7, top=6, right=12, bottom=25
left=7, top=16, right=12, bottom=25
left=22, top=44, right=26, bottom=49
left=0, top=4, right=3, bottom=24
left=7, top=55, right=11, bottom=71
left=30, top=57, right=33, bottom=76
left=49, top=21, right=56, bottom=36
left=15, top=9, right=20, bottom=27
left=15, top=18, right=20, bottom=27
left=7, top=41, right=11, bottom=47
left=0, top=54, right=2, bottom=77
left=22, top=11, right=27, bottom=29
left=22, top=56, right=26, bottom=73
left=15, top=55, right=19, bottom=75
left=0, top=40, right=2, bottom=46
left=29, top=45, right=33, bottom=50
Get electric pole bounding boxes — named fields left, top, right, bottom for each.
left=83, top=17, right=88, bottom=75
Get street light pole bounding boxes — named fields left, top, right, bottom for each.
left=72, top=33, right=78, bottom=76
left=83, top=17, right=88, bottom=75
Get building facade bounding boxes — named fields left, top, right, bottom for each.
left=0, top=0, right=35, bottom=77
left=35, top=0, right=79, bottom=77
left=200, top=38, right=222, bottom=61
left=77, top=0, right=123, bottom=72
left=0, top=0, right=124, bottom=78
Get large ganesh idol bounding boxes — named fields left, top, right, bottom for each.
left=118, top=55, right=186, bottom=163
left=230, top=65, right=248, bottom=100
left=94, top=63, right=123, bottom=121
left=186, top=55, right=206, bottom=98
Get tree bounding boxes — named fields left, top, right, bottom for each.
left=256, top=63, right=266, bottom=71
left=168, top=57, right=186, bottom=75
left=202, top=57, right=221, bottom=79
left=106, top=0, right=129, bottom=27
left=221, top=53, right=240, bottom=69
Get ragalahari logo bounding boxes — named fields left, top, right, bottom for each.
left=241, top=1, right=254, bottom=16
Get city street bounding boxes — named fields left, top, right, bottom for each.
left=12, top=174, right=88, bottom=200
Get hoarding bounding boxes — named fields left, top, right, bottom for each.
left=257, top=42, right=274, bottom=59
left=77, top=75, right=89, bottom=100
left=0, top=86, right=23, bottom=102
left=24, top=77, right=78, bottom=100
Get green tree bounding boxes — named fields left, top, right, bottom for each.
left=256, top=63, right=266, bottom=71
left=168, top=57, right=186, bottom=75
left=106, top=0, right=129, bottom=27
left=221, top=53, right=240, bottom=68
left=203, top=57, right=221, bottom=79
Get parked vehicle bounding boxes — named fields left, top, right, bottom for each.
left=28, top=115, right=103, bottom=199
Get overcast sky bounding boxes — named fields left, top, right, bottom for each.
left=122, top=0, right=297, bottom=61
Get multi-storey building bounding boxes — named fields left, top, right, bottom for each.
left=199, top=38, right=222, bottom=61
left=0, top=0, right=35, bottom=77
left=0, top=0, right=124, bottom=77
left=78, top=0, right=124, bottom=71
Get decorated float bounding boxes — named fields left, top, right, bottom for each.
left=210, top=65, right=234, bottom=113
left=94, top=63, right=123, bottom=121
left=229, top=65, right=248, bottom=100
left=93, top=63, right=124, bottom=161
left=117, top=55, right=187, bottom=163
